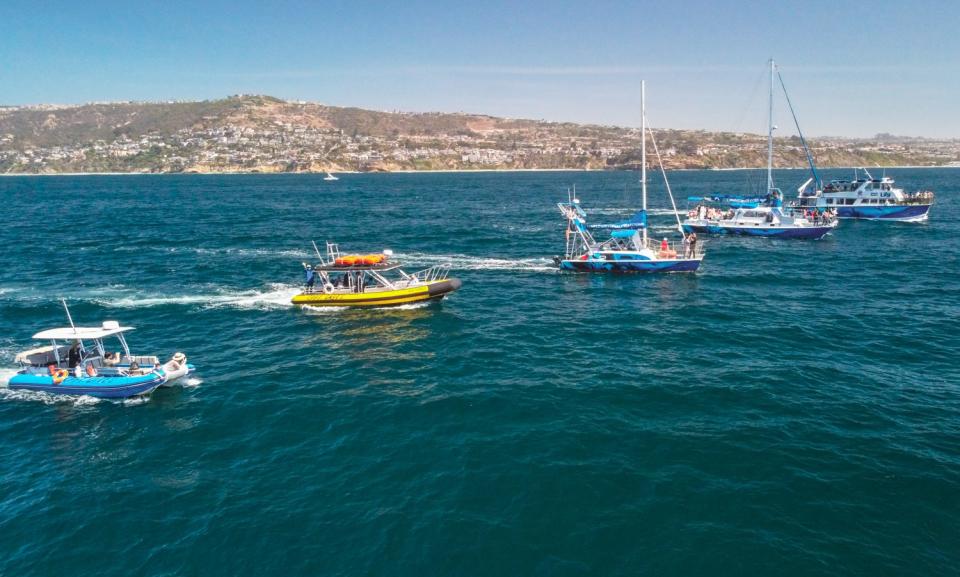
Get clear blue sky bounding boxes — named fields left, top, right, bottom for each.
left=2, top=0, right=958, bottom=137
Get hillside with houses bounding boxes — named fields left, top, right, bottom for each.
left=1, top=95, right=958, bottom=174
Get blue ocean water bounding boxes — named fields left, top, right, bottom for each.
left=0, top=169, right=958, bottom=575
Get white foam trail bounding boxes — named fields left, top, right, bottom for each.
left=182, top=377, right=203, bottom=387
left=113, top=246, right=312, bottom=258
left=393, top=253, right=555, bottom=272
left=301, top=305, right=348, bottom=315
left=0, top=367, right=18, bottom=387
left=97, top=283, right=300, bottom=310
left=0, top=386, right=103, bottom=406
left=372, top=302, right=432, bottom=311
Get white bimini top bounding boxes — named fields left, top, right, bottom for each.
left=32, top=322, right=135, bottom=341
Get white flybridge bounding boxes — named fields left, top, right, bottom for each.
left=554, top=81, right=705, bottom=273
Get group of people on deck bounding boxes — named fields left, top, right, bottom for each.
left=303, top=265, right=366, bottom=293
left=688, top=205, right=733, bottom=221
left=800, top=208, right=837, bottom=225
left=656, top=233, right=698, bottom=259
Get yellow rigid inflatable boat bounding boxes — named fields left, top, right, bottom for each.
left=292, top=243, right=462, bottom=308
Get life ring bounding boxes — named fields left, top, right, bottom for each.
left=85, top=364, right=98, bottom=377
left=52, top=369, right=69, bottom=385
left=323, top=283, right=335, bottom=294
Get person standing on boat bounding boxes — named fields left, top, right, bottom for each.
left=687, top=233, right=697, bottom=258
left=67, top=341, right=81, bottom=369
left=304, top=265, right=316, bottom=290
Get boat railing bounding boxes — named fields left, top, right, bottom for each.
left=642, top=237, right=704, bottom=260
left=403, top=264, right=451, bottom=285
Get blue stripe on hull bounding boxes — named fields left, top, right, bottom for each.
left=8, top=374, right=166, bottom=398
left=560, top=259, right=701, bottom=273
left=836, top=204, right=931, bottom=220
left=682, top=224, right=834, bottom=239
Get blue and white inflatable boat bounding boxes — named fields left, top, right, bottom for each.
left=6, top=302, right=195, bottom=399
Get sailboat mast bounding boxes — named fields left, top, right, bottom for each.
left=641, top=80, right=647, bottom=244
left=767, top=58, right=775, bottom=194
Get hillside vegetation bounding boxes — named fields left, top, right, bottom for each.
left=0, top=95, right=956, bottom=174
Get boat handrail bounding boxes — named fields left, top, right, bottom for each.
left=641, top=237, right=704, bottom=260
left=402, top=264, right=451, bottom=285
left=591, top=236, right=704, bottom=260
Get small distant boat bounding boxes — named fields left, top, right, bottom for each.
left=682, top=59, right=838, bottom=240
left=7, top=300, right=195, bottom=399
left=555, top=81, right=704, bottom=273
left=792, top=168, right=934, bottom=222
left=292, top=242, right=461, bottom=307
left=324, top=171, right=339, bottom=181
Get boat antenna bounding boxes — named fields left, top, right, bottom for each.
left=61, top=298, right=77, bottom=336
left=311, top=240, right=323, bottom=259
left=641, top=80, right=648, bottom=245
left=776, top=65, right=822, bottom=190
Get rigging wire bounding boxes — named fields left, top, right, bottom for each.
left=645, top=117, right=686, bottom=237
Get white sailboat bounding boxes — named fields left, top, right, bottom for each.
left=555, top=81, right=704, bottom=273
left=681, top=59, right=839, bottom=239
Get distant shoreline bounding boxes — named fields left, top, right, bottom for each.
left=1, top=165, right=956, bottom=177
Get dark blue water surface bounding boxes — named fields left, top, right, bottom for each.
left=0, top=169, right=958, bottom=576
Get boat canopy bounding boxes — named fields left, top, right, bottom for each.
left=32, top=323, right=134, bottom=341
left=611, top=229, right=639, bottom=238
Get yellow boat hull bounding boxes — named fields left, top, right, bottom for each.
left=291, top=278, right=461, bottom=307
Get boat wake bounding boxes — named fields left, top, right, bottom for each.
left=300, top=305, right=348, bottom=315
left=95, top=283, right=300, bottom=311
left=182, top=377, right=203, bottom=387
left=111, top=246, right=313, bottom=259
left=394, top=252, right=555, bottom=272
